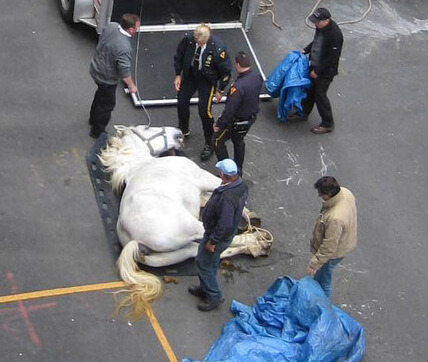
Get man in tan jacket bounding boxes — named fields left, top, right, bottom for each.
left=306, top=176, right=357, bottom=298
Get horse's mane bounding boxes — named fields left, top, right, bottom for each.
left=98, top=127, right=150, bottom=193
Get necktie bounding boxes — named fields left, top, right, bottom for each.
left=193, top=46, right=202, bottom=72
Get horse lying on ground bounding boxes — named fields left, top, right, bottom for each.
left=99, top=125, right=272, bottom=319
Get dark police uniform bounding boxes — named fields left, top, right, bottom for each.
left=214, top=69, right=263, bottom=174
left=174, top=33, right=232, bottom=151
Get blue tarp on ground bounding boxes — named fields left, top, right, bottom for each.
left=265, top=51, right=311, bottom=122
left=185, top=276, right=365, bottom=362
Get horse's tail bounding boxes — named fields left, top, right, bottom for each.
left=114, top=240, right=163, bottom=321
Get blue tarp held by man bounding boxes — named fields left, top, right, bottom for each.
left=265, top=51, right=311, bottom=122
left=184, top=276, right=365, bottom=361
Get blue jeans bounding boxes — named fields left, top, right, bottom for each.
left=314, top=257, right=343, bottom=298
left=196, top=233, right=234, bottom=303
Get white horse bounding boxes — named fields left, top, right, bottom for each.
left=99, top=125, right=272, bottom=319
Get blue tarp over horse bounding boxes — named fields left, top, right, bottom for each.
left=265, top=51, right=311, bottom=122
left=185, top=276, right=365, bottom=361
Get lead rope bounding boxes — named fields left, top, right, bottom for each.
left=305, top=0, right=373, bottom=29
left=133, top=0, right=152, bottom=127
left=241, top=208, right=274, bottom=248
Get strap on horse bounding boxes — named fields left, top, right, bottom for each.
left=131, top=127, right=169, bottom=156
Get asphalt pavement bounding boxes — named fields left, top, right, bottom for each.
left=0, top=0, right=427, bottom=361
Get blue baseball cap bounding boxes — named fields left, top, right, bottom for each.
left=216, top=159, right=238, bottom=176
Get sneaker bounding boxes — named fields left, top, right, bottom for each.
left=200, top=145, right=214, bottom=161
left=188, top=285, right=206, bottom=299
left=197, top=298, right=225, bottom=312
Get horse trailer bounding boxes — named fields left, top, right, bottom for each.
left=57, top=0, right=269, bottom=106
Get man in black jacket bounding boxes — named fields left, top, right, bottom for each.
left=188, top=159, right=248, bottom=311
left=174, top=24, right=232, bottom=160
left=213, top=51, right=264, bottom=176
left=300, top=8, right=343, bottom=134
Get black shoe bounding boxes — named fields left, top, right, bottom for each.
left=89, top=127, right=101, bottom=139
left=200, top=145, right=213, bottom=161
left=197, top=298, right=225, bottom=312
left=188, top=285, right=206, bottom=299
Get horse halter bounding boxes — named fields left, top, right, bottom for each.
left=131, top=127, right=170, bottom=156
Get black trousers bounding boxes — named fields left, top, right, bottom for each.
left=89, top=83, right=117, bottom=134
left=177, top=72, right=215, bottom=145
left=214, top=119, right=254, bottom=174
left=302, top=76, right=334, bottom=128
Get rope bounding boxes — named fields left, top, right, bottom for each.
left=258, top=0, right=283, bottom=30
left=133, top=0, right=152, bottom=127
left=305, top=0, right=373, bottom=29
left=241, top=209, right=274, bottom=245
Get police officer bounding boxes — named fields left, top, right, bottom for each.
left=213, top=51, right=263, bottom=176
left=174, top=24, right=232, bottom=161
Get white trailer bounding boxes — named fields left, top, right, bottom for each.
left=57, top=0, right=269, bottom=107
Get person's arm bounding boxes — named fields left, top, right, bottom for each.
left=215, top=86, right=242, bottom=130
left=122, top=76, right=137, bottom=93
left=173, top=36, right=187, bottom=91
left=302, top=41, right=313, bottom=54
left=308, top=219, right=343, bottom=271
left=215, top=48, right=232, bottom=102
left=209, top=199, right=236, bottom=244
left=316, top=30, right=343, bottom=75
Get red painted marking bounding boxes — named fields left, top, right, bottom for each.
left=1, top=272, right=57, bottom=346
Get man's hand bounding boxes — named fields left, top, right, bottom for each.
left=128, top=84, right=138, bottom=94
left=310, top=70, right=318, bottom=79
left=123, top=76, right=138, bottom=94
left=174, top=75, right=182, bottom=92
left=306, top=266, right=317, bottom=276
left=205, top=240, right=216, bottom=253
left=214, top=91, right=223, bottom=103
left=213, top=123, right=220, bottom=132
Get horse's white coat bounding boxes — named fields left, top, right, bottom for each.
left=100, top=126, right=221, bottom=267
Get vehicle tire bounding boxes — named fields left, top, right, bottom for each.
left=58, top=0, right=75, bottom=23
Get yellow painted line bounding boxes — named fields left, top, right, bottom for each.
left=147, top=307, right=178, bottom=362
left=0, top=281, right=178, bottom=361
left=0, top=281, right=127, bottom=304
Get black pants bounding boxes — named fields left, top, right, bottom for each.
left=302, top=76, right=334, bottom=128
left=89, top=83, right=117, bottom=134
left=177, top=72, right=215, bottom=145
left=214, top=119, right=254, bottom=174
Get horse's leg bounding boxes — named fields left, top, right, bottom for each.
left=139, top=242, right=199, bottom=267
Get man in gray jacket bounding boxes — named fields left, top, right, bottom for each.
left=307, top=176, right=357, bottom=298
left=89, top=14, right=140, bottom=138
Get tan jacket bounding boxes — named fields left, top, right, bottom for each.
left=309, top=187, right=357, bottom=270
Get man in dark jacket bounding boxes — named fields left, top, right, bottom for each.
left=300, top=8, right=343, bottom=134
left=213, top=51, right=264, bottom=176
left=174, top=24, right=232, bottom=160
left=188, top=159, right=248, bottom=311
left=89, top=14, right=140, bottom=139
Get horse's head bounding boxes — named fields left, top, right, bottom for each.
left=116, top=125, right=184, bottom=157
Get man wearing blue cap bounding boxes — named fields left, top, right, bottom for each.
left=188, top=159, right=248, bottom=311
